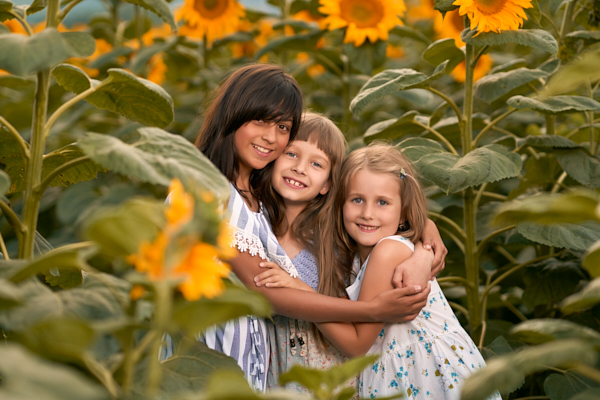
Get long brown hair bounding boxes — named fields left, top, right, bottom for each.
left=333, top=142, right=429, bottom=284
left=258, top=112, right=348, bottom=297
left=195, top=64, right=303, bottom=198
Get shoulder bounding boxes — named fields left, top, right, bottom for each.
left=368, top=236, right=413, bottom=267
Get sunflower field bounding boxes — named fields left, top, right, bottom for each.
left=1, top=0, right=600, bottom=398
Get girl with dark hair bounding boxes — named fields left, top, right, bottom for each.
left=167, top=64, right=446, bottom=391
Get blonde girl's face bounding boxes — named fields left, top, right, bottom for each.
left=343, top=169, right=402, bottom=260
left=234, top=119, right=293, bottom=175
left=271, top=139, right=332, bottom=206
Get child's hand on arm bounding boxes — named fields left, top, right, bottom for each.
left=421, top=218, right=448, bottom=279
left=392, top=241, right=434, bottom=291
left=254, top=261, right=315, bottom=292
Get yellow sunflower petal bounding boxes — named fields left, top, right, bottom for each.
left=176, top=0, right=245, bottom=48
left=319, top=0, right=405, bottom=47
left=454, top=0, right=532, bottom=34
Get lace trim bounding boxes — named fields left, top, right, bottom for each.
left=230, top=229, right=299, bottom=278
left=232, top=230, right=267, bottom=259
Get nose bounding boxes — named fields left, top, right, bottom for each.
left=360, top=202, right=374, bottom=220
left=261, top=123, right=277, bottom=144
left=292, top=159, right=307, bottom=175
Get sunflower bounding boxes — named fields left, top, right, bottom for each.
left=386, top=43, right=405, bottom=58
left=319, top=0, right=406, bottom=47
left=407, top=0, right=436, bottom=21
left=434, top=9, right=465, bottom=46
left=453, top=0, right=532, bottom=34
left=176, top=0, right=245, bottom=48
left=451, top=53, right=493, bottom=82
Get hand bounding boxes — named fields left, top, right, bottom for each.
left=369, top=282, right=431, bottom=323
left=422, top=218, right=448, bottom=279
left=391, top=241, right=433, bottom=290
left=254, top=261, right=315, bottom=292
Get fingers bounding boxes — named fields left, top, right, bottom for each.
left=254, top=270, right=281, bottom=286
left=391, top=266, right=404, bottom=289
left=259, top=261, right=279, bottom=269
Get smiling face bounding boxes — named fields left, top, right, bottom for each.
left=342, top=169, right=402, bottom=262
left=271, top=139, right=332, bottom=207
left=234, top=119, right=293, bottom=178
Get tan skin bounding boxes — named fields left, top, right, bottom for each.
left=230, top=122, right=444, bottom=323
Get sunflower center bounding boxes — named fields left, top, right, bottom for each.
left=340, top=0, right=385, bottom=28
left=194, top=0, right=228, bottom=19
left=475, top=0, right=507, bottom=15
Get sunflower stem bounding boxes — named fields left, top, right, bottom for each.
left=471, top=46, right=488, bottom=69
left=19, top=0, right=60, bottom=259
left=462, top=41, right=481, bottom=338
left=546, top=115, right=555, bottom=135
left=147, top=281, right=171, bottom=396
left=559, top=0, right=577, bottom=40
left=587, top=80, right=596, bottom=155
left=541, top=12, right=560, bottom=38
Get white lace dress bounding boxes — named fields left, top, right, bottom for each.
left=347, top=236, right=501, bottom=399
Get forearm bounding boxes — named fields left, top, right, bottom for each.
left=315, top=321, right=371, bottom=357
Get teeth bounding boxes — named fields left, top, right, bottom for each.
left=285, top=178, right=306, bottom=187
left=252, top=144, right=271, bottom=154
left=358, top=224, right=378, bottom=231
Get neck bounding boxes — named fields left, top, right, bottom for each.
left=357, top=244, right=374, bottom=265
left=283, top=200, right=308, bottom=227
left=236, top=166, right=252, bottom=192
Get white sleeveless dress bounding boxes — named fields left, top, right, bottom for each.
left=347, top=235, right=501, bottom=399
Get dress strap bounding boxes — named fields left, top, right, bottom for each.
left=375, top=235, right=415, bottom=251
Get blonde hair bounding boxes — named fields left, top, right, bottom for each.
left=333, top=142, right=429, bottom=278
left=258, top=112, right=348, bottom=297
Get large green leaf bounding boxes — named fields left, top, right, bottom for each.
left=134, top=337, right=243, bottom=396
left=0, top=278, right=21, bottom=310
left=507, top=155, right=558, bottom=199
left=0, top=1, right=27, bottom=22
left=0, top=169, right=9, bottom=195
left=462, top=29, right=558, bottom=54
left=8, top=242, right=93, bottom=286
left=403, top=141, right=522, bottom=194
left=507, top=95, right=600, bottom=114
left=544, top=372, right=600, bottom=400
left=543, top=52, right=600, bottom=96
left=422, top=38, right=464, bottom=71
left=493, top=191, right=600, bottom=226
left=583, top=240, right=600, bottom=277
left=474, top=68, right=548, bottom=103
left=52, top=65, right=174, bottom=128
left=0, top=29, right=95, bottom=76
left=351, top=62, right=448, bottom=115
left=555, top=149, right=600, bottom=188
left=78, top=127, right=230, bottom=200
left=0, top=274, right=129, bottom=332
left=27, top=0, right=47, bottom=15
left=561, top=277, right=600, bottom=314
left=461, top=339, right=597, bottom=400
left=518, top=135, right=580, bottom=150
left=201, top=370, right=262, bottom=400
left=280, top=355, right=380, bottom=398
left=343, top=41, right=387, bottom=75
left=521, top=258, right=586, bottom=310
left=481, top=335, right=514, bottom=361
left=434, top=0, right=458, bottom=12
left=171, top=285, right=273, bottom=335
left=122, top=0, right=176, bottom=30
left=570, top=389, right=600, bottom=400
left=510, top=319, right=600, bottom=345
left=363, top=111, right=421, bottom=143
left=84, top=198, right=165, bottom=257
left=517, top=221, right=600, bottom=251
left=489, top=59, right=527, bottom=74
left=0, top=344, right=108, bottom=400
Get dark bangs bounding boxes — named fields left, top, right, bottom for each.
left=219, top=65, right=303, bottom=142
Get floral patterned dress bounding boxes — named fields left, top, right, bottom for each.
left=346, top=236, right=501, bottom=399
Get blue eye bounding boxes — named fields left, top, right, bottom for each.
left=286, top=152, right=297, bottom=158
left=312, top=162, right=322, bottom=168
left=351, top=198, right=363, bottom=204
left=377, top=200, right=388, bottom=206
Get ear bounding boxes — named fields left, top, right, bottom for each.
left=319, top=179, right=332, bottom=195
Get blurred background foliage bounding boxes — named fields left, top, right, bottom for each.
left=2, top=0, right=600, bottom=398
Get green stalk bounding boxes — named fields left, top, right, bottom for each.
left=147, top=281, right=171, bottom=396
left=0, top=230, right=9, bottom=260
left=18, top=0, right=60, bottom=259
left=546, top=115, right=555, bottom=136
left=587, top=81, right=596, bottom=155
left=341, top=52, right=352, bottom=134
left=462, top=42, right=481, bottom=335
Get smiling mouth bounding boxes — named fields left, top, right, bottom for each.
left=357, top=224, right=379, bottom=231
left=252, top=144, right=272, bottom=155
left=284, top=177, right=307, bottom=188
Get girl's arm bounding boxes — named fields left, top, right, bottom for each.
left=254, top=261, right=315, bottom=292
left=228, top=250, right=429, bottom=323
left=315, top=240, right=415, bottom=357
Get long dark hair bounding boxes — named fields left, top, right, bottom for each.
left=195, top=64, right=303, bottom=198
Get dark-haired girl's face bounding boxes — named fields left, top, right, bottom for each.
left=234, top=119, right=292, bottom=175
